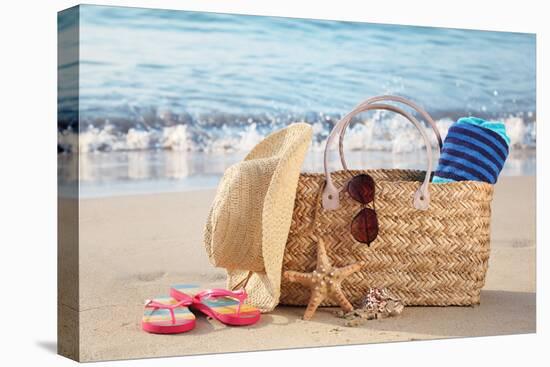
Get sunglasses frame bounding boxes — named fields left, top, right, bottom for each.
left=346, top=174, right=379, bottom=245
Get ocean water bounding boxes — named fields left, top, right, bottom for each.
left=58, top=5, right=536, bottom=197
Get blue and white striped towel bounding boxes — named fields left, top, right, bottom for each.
left=433, top=117, right=510, bottom=184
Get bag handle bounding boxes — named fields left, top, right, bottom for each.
left=338, top=95, right=443, bottom=170
left=322, top=98, right=441, bottom=211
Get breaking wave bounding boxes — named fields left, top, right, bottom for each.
left=58, top=113, right=536, bottom=154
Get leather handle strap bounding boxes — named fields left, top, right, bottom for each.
left=338, top=95, right=443, bottom=170
left=322, top=99, right=439, bottom=211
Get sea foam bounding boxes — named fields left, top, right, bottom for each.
left=58, top=116, right=536, bottom=154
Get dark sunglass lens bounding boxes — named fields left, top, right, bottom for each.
left=351, top=208, right=379, bottom=245
left=348, top=174, right=375, bottom=204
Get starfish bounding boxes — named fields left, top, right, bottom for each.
left=283, top=236, right=365, bottom=320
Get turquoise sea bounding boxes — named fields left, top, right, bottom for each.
left=58, top=5, right=536, bottom=197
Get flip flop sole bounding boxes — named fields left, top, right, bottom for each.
left=170, top=284, right=260, bottom=326
left=142, top=296, right=196, bottom=334
left=190, top=302, right=260, bottom=326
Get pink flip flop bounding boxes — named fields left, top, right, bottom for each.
left=141, top=294, right=196, bottom=334
left=170, top=284, right=261, bottom=326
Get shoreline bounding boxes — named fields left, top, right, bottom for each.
left=64, top=171, right=537, bottom=201
left=59, top=149, right=537, bottom=199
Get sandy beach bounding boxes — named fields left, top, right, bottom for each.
left=59, top=176, right=535, bottom=362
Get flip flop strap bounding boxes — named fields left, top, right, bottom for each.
left=145, top=299, right=192, bottom=324
left=194, top=289, right=247, bottom=316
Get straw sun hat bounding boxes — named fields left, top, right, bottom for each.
left=204, top=123, right=313, bottom=312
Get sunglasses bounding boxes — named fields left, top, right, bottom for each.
left=346, top=174, right=379, bottom=245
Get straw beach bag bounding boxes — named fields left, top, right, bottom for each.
left=280, top=96, right=494, bottom=306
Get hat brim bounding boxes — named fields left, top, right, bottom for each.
left=226, top=123, right=312, bottom=312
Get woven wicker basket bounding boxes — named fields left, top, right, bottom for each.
left=279, top=96, right=494, bottom=306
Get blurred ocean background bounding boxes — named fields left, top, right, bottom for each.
left=58, top=5, right=536, bottom=197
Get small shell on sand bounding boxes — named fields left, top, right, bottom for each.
left=335, top=288, right=404, bottom=327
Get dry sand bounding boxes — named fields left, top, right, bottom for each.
left=63, top=176, right=535, bottom=362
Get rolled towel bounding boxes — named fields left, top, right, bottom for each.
left=433, top=117, right=510, bottom=184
